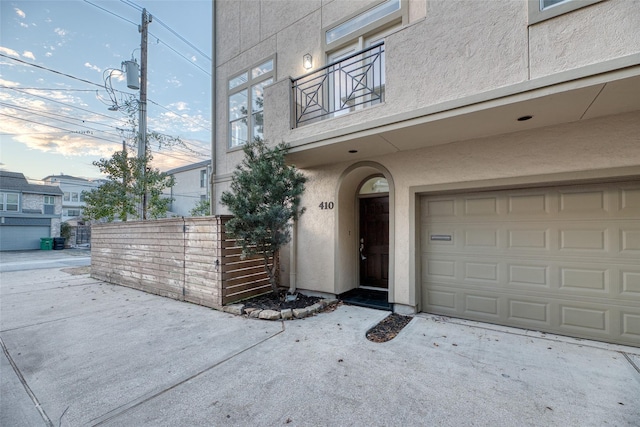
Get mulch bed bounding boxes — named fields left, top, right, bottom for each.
left=366, top=313, right=413, bottom=343
left=242, top=291, right=322, bottom=311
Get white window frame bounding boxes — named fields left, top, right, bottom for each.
left=1, top=192, right=19, bottom=212
left=528, top=0, right=603, bottom=25
left=227, top=56, right=276, bottom=150
left=323, top=0, right=407, bottom=52
left=200, top=169, right=207, bottom=188
left=44, top=195, right=55, bottom=205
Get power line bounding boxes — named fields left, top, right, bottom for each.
left=83, top=0, right=138, bottom=26
left=120, top=0, right=212, bottom=61
left=6, top=87, right=126, bottom=121
left=0, top=54, right=105, bottom=89
left=0, top=103, right=123, bottom=138
left=0, top=113, right=121, bottom=146
left=147, top=99, right=211, bottom=132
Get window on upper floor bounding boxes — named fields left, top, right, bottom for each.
left=1, top=192, right=19, bottom=212
left=324, top=0, right=406, bottom=51
left=67, top=209, right=81, bottom=217
left=528, top=0, right=603, bottom=25
left=80, top=192, right=85, bottom=202
left=228, top=57, right=275, bottom=149
left=71, top=192, right=79, bottom=202
left=200, top=169, right=207, bottom=188
left=63, top=192, right=70, bottom=202
left=44, top=195, right=55, bottom=214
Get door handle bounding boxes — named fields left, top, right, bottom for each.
left=360, top=238, right=366, bottom=260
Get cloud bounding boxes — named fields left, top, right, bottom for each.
left=191, top=55, right=197, bottom=62
left=0, top=78, right=20, bottom=88
left=15, top=8, right=26, bottom=18
left=166, top=76, right=182, bottom=88
left=23, top=51, right=36, bottom=60
left=84, top=62, right=101, bottom=72
left=20, top=23, right=28, bottom=28
left=0, top=46, right=20, bottom=58
left=54, top=28, right=67, bottom=37
left=169, top=101, right=189, bottom=112
left=46, top=52, right=53, bottom=57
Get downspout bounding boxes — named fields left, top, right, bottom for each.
left=209, top=0, right=217, bottom=215
left=289, top=219, right=297, bottom=294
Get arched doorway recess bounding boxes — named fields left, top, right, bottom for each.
left=334, top=162, right=395, bottom=300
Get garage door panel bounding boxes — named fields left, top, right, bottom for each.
left=560, top=305, right=608, bottom=331
left=508, top=298, right=550, bottom=324
left=621, top=269, right=640, bottom=299
left=622, top=312, right=640, bottom=341
left=507, top=193, right=550, bottom=215
left=508, top=264, right=550, bottom=287
left=421, top=181, right=640, bottom=347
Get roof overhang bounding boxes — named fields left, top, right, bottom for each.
left=287, top=57, right=640, bottom=168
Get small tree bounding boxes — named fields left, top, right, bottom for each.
left=190, top=199, right=210, bottom=216
left=83, top=149, right=174, bottom=222
left=221, top=140, right=306, bottom=294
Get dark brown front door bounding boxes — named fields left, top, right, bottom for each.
left=359, top=196, right=389, bottom=288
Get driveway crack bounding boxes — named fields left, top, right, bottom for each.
left=622, top=352, right=640, bottom=375
left=0, top=336, right=54, bottom=427
left=89, top=321, right=286, bottom=426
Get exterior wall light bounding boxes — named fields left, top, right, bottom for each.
left=303, top=53, right=313, bottom=70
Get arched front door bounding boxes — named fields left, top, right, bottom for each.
left=358, top=176, right=389, bottom=289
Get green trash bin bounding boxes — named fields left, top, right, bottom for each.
left=40, top=238, right=53, bottom=250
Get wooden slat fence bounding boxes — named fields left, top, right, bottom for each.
left=91, top=216, right=271, bottom=308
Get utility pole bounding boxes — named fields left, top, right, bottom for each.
left=138, top=8, right=151, bottom=219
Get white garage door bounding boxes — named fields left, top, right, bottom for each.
left=421, top=181, right=640, bottom=347
left=0, top=226, right=51, bottom=251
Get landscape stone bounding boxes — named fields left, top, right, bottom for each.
left=249, top=309, right=263, bottom=318
left=281, top=309, right=293, bottom=320
left=308, top=303, right=323, bottom=314
left=321, top=298, right=339, bottom=306
left=293, top=308, right=308, bottom=318
left=223, top=304, right=244, bottom=315
left=259, top=310, right=281, bottom=320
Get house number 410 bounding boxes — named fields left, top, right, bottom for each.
left=319, top=201, right=334, bottom=210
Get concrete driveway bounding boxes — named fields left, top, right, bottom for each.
left=1, top=260, right=639, bottom=426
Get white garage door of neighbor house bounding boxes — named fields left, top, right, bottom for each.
left=421, top=181, right=640, bottom=347
left=0, top=226, right=51, bottom=251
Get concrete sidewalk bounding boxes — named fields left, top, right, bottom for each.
left=1, top=267, right=639, bottom=426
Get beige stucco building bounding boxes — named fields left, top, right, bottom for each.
left=211, top=0, right=640, bottom=346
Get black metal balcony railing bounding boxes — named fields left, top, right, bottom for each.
left=292, top=42, right=385, bottom=128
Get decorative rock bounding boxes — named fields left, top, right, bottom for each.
left=244, top=307, right=259, bottom=315
left=321, top=298, right=339, bottom=306
left=249, top=309, right=262, bottom=318
left=259, top=310, right=281, bottom=320
left=308, top=303, right=323, bottom=314
left=224, top=304, right=245, bottom=315
left=281, top=309, right=293, bottom=320
left=293, top=308, right=309, bottom=319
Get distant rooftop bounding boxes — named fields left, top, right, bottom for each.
left=165, top=160, right=211, bottom=175
left=1, top=171, right=64, bottom=195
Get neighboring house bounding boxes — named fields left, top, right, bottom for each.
left=0, top=171, right=63, bottom=251
left=42, top=174, right=102, bottom=222
left=212, top=0, right=640, bottom=346
left=164, top=160, right=211, bottom=217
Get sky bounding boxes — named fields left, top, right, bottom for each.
left=0, top=0, right=212, bottom=183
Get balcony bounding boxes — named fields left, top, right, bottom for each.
left=292, top=42, right=385, bottom=128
